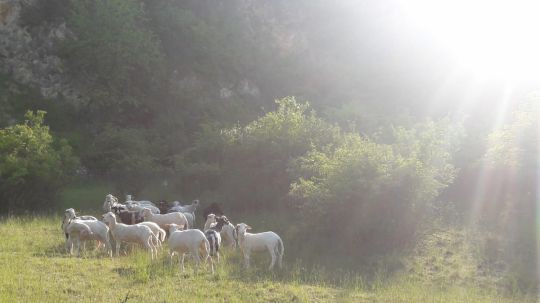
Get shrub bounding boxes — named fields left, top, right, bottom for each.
left=219, top=97, right=340, bottom=209
left=0, top=111, right=78, bottom=213
left=290, top=119, right=461, bottom=258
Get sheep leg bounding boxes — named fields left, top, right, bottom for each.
left=208, top=254, right=214, bottom=274
left=278, top=250, right=283, bottom=269
left=74, top=238, right=81, bottom=257
left=269, top=250, right=276, bottom=270
left=66, top=236, right=72, bottom=254
left=106, top=240, right=113, bottom=258
left=115, top=242, right=121, bottom=257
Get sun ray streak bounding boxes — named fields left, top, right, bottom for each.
left=468, top=85, right=514, bottom=225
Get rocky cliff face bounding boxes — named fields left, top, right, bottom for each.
left=0, top=0, right=81, bottom=102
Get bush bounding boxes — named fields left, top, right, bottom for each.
left=290, top=119, right=461, bottom=258
left=0, top=111, right=78, bottom=213
left=218, top=97, right=340, bottom=209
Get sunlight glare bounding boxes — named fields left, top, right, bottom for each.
left=401, top=0, right=540, bottom=82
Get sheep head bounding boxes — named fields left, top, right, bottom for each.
left=102, top=212, right=116, bottom=225
left=64, top=208, right=77, bottom=219
left=236, top=223, right=251, bottom=234
left=141, top=208, right=152, bottom=218
left=166, top=223, right=182, bottom=233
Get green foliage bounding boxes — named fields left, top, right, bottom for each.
left=83, top=126, right=165, bottom=194
left=478, top=98, right=540, bottom=292
left=219, top=97, right=340, bottom=209
left=64, top=0, right=164, bottom=115
left=290, top=119, right=461, bottom=257
left=0, top=111, right=78, bottom=212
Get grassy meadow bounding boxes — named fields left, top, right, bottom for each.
left=0, top=214, right=534, bottom=303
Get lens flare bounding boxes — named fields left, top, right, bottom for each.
left=400, top=0, right=540, bottom=83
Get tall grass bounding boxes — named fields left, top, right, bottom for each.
left=0, top=215, right=534, bottom=303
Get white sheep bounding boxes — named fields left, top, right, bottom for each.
left=64, top=208, right=97, bottom=222
left=137, top=221, right=166, bottom=248
left=102, top=212, right=158, bottom=259
left=126, top=203, right=160, bottom=215
left=236, top=223, right=284, bottom=270
left=62, top=209, right=112, bottom=257
left=182, top=212, right=195, bottom=229
left=220, top=223, right=237, bottom=249
left=126, top=195, right=156, bottom=207
left=65, top=221, right=93, bottom=256
left=141, top=208, right=188, bottom=230
left=166, top=224, right=213, bottom=274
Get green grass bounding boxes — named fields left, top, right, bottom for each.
left=0, top=215, right=534, bottom=303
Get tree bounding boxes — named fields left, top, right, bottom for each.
left=219, top=97, right=340, bottom=209
left=0, top=111, right=78, bottom=213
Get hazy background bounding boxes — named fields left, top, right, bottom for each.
left=1, top=0, right=538, bottom=295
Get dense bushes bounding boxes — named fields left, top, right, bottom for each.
left=218, top=97, right=341, bottom=209
left=0, top=111, right=78, bottom=213
left=289, top=120, right=461, bottom=257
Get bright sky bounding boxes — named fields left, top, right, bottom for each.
left=400, top=0, right=540, bottom=83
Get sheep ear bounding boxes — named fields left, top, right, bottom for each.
left=246, top=225, right=252, bottom=230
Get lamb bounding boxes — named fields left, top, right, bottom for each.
left=236, top=223, right=284, bottom=270
left=102, top=212, right=158, bottom=259
left=141, top=208, right=189, bottom=230
left=137, top=221, right=166, bottom=248
left=62, top=209, right=112, bottom=257
left=62, top=208, right=97, bottom=239
left=65, top=221, right=93, bottom=256
left=166, top=224, right=214, bottom=274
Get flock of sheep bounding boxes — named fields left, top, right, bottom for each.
left=60, top=194, right=284, bottom=273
